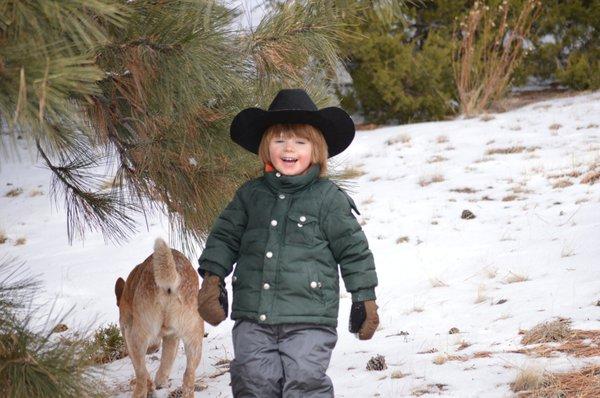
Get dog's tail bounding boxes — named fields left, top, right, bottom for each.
left=153, top=238, right=180, bottom=294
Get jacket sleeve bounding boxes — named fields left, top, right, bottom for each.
left=198, top=185, right=248, bottom=279
left=321, top=185, right=378, bottom=302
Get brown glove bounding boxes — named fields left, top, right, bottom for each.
left=197, top=272, right=227, bottom=326
left=349, top=300, right=379, bottom=340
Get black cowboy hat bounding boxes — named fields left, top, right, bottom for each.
left=230, top=88, right=355, bottom=158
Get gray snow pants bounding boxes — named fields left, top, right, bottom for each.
left=230, top=320, right=338, bottom=398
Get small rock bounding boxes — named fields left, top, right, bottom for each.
left=449, top=327, right=460, bottom=334
left=366, top=354, right=387, bottom=371
left=461, top=210, right=476, bottom=219
left=595, top=300, right=600, bottom=307
left=496, top=299, right=507, bottom=305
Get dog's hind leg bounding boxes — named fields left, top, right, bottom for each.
left=127, top=329, right=154, bottom=398
left=180, top=327, right=203, bottom=398
left=154, top=334, right=179, bottom=389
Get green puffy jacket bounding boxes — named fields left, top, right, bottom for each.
left=198, top=164, right=377, bottom=327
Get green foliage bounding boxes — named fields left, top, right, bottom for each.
left=347, top=31, right=455, bottom=123
left=516, top=0, right=600, bottom=89
left=340, top=1, right=459, bottom=124
left=0, top=258, right=106, bottom=397
left=340, top=0, right=598, bottom=122
left=89, top=323, right=126, bottom=364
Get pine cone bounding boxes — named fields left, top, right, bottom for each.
left=366, top=354, right=387, bottom=371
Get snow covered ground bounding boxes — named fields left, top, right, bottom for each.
left=1, top=91, right=599, bottom=397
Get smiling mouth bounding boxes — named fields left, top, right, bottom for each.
left=281, top=157, right=298, bottom=164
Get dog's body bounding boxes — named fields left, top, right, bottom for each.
left=115, top=238, right=204, bottom=398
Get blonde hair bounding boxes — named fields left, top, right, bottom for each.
left=258, top=124, right=328, bottom=176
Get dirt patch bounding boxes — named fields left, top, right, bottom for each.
left=490, top=88, right=577, bottom=113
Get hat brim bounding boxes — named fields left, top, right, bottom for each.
left=230, top=107, right=355, bottom=158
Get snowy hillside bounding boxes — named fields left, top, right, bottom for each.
left=1, top=92, right=599, bottom=397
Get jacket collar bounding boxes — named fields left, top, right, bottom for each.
left=263, top=164, right=320, bottom=194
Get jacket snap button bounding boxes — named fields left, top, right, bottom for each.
left=266, top=251, right=273, bottom=258
left=275, top=172, right=281, bottom=177
left=279, top=194, right=285, bottom=199
left=271, top=220, right=278, bottom=227
left=299, top=216, right=306, bottom=222
left=297, top=223, right=303, bottom=228
left=263, top=283, right=270, bottom=290
left=232, top=276, right=237, bottom=282
left=259, top=314, right=267, bottom=321
left=310, top=281, right=317, bottom=289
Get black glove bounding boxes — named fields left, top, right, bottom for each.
left=349, top=300, right=379, bottom=340
left=349, top=301, right=366, bottom=334
left=218, top=279, right=228, bottom=318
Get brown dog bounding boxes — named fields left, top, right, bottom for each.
left=115, top=238, right=204, bottom=398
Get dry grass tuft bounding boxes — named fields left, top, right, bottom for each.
left=427, top=155, right=448, bottom=163
left=474, top=284, right=487, bottom=304
left=5, top=187, right=23, bottom=197
left=412, top=383, right=448, bottom=396
left=429, top=278, right=448, bottom=288
left=390, top=370, right=408, bottom=379
left=486, top=145, right=539, bottom=155
left=548, top=123, right=562, bottom=130
left=483, top=266, right=498, bottom=279
left=28, top=189, right=44, bottom=197
left=547, top=170, right=582, bottom=179
left=419, top=174, right=445, bottom=187
left=521, top=318, right=572, bottom=345
left=338, top=166, right=366, bottom=180
left=450, top=187, right=478, bottom=194
left=581, top=169, right=600, bottom=185
left=502, top=194, right=519, bottom=202
left=386, top=134, right=411, bottom=145
left=417, top=348, right=438, bottom=354
left=396, top=236, right=409, bottom=244
left=552, top=179, right=573, bottom=189
left=480, top=114, right=495, bottom=122
left=511, top=366, right=546, bottom=393
left=433, top=354, right=468, bottom=365
left=436, top=135, right=449, bottom=143
left=522, top=365, right=600, bottom=398
left=0, top=231, right=7, bottom=245
left=14, top=237, right=26, bottom=246
left=504, top=271, right=529, bottom=284
left=472, top=351, right=492, bottom=358
left=432, top=354, right=447, bottom=365
left=457, top=340, right=471, bottom=351
left=516, top=320, right=600, bottom=358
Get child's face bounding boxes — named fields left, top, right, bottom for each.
left=268, top=134, right=313, bottom=176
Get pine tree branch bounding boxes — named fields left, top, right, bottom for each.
left=36, top=140, right=139, bottom=243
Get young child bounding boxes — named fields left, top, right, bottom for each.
left=197, top=88, right=379, bottom=397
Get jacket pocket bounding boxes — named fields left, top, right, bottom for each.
left=285, top=212, right=317, bottom=246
